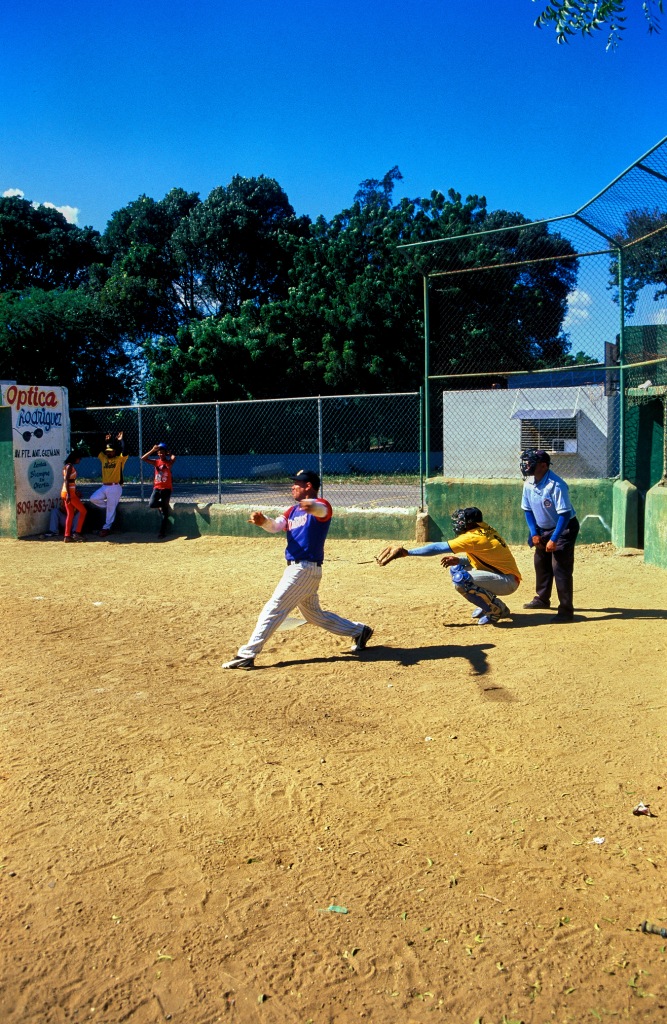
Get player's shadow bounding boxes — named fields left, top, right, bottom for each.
left=577, top=607, right=667, bottom=620
left=275, top=642, right=495, bottom=676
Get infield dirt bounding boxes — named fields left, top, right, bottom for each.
left=1, top=534, right=666, bottom=1024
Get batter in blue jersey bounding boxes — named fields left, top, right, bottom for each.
left=222, top=470, right=373, bottom=669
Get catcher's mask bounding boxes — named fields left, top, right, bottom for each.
left=451, top=507, right=483, bottom=536
left=520, top=448, right=551, bottom=478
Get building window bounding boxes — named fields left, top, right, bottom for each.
left=520, top=417, right=578, bottom=453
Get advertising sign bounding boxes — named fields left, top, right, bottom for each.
left=0, top=384, right=70, bottom=537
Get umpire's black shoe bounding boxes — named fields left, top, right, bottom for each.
left=523, top=597, right=551, bottom=609
left=350, top=625, right=373, bottom=652
left=221, top=656, right=255, bottom=670
left=551, top=611, right=575, bottom=623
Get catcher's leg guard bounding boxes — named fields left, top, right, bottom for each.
left=449, top=567, right=502, bottom=617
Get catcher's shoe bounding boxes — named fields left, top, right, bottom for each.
left=350, top=625, right=373, bottom=652
left=471, top=608, right=484, bottom=619
left=221, top=656, right=255, bottom=670
left=477, top=614, right=500, bottom=626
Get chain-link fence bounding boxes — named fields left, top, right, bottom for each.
left=400, top=136, right=667, bottom=490
left=70, top=392, right=425, bottom=510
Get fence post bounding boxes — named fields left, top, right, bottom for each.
left=137, top=405, right=144, bottom=502
left=216, top=403, right=222, bottom=504
left=423, top=275, right=431, bottom=478
left=419, top=386, right=425, bottom=511
left=617, top=247, right=625, bottom=481
left=317, top=396, right=324, bottom=495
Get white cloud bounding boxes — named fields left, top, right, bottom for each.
left=563, top=288, right=593, bottom=330
left=2, top=188, right=79, bottom=224
left=39, top=201, right=80, bottom=225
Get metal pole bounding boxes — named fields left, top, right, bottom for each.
left=423, top=275, right=431, bottom=477
left=317, top=396, right=324, bottom=496
left=418, top=386, right=424, bottom=511
left=137, top=405, right=144, bottom=502
left=618, top=248, right=626, bottom=481
left=216, top=404, right=222, bottom=504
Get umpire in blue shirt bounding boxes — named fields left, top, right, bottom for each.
left=520, top=449, right=579, bottom=622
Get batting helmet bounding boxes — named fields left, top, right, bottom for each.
left=450, top=507, right=483, bottom=535
left=520, top=448, right=551, bottom=478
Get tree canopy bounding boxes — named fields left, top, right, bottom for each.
left=1, top=173, right=587, bottom=405
left=533, top=0, right=663, bottom=47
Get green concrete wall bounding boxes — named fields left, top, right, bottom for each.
left=425, top=478, right=615, bottom=545
left=644, top=483, right=667, bottom=569
left=0, top=408, right=17, bottom=538
left=115, top=502, right=418, bottom=542
left=611, top=479, right=639, bottom=549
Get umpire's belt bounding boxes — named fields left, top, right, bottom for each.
left=287, top=559, right=322, bottom=567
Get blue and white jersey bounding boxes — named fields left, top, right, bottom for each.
left=283, top=499, right=333, bottom=562
left=521, top=470, right=575, bottom=530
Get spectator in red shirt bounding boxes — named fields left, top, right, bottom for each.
left=141, top=443, right=176, bottom=539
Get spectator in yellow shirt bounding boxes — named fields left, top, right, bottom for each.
left=90, top=432, right=129, bottom=537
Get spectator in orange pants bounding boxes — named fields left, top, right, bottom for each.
left=62, top=453, right=87, bottom=542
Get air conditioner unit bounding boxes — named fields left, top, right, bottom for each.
left=550, top=439, right=577, bottom=453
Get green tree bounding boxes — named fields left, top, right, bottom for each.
left=171, top=175, right=310, bottom=316
left=0, top=196, right=100, bottom=291
left=0, top=289, right=133, bottom=405
left=145, top=175, right=578, bottom=401
left=533, top=0, right=663, bottom=47
left=97, top=188, right=202, bottom=339
left=609, top=207, right=667, bottom=314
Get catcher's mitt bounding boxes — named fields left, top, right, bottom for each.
left=376, top=544, right=408, bottom=566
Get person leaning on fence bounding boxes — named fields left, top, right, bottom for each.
left=376, top=507, right=521, bottom=625
left=61, top=452, right=87, bottom=543
left=141, top=442, right=176, bottom=539
left=221, top=469, right=374, bottom=670
left=90, top=432, right=128, bottom=538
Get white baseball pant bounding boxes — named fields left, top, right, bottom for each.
left=237, top=561, right=364, bottom=660
left=89, top=482, right=123, bottom=530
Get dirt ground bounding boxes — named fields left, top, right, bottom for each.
left=1, top=532, right=666, bottom=1024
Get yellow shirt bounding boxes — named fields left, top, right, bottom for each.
left=98, top=451, right=129, bottom=485
left=448, top=521, right=522, bottom=582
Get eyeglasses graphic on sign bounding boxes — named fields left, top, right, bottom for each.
left=14, top=428, right=44, bottom=441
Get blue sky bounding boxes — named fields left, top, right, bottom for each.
left=2, top=0, right=666, bottom=234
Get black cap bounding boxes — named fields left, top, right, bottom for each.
left=533, top=449, right=551, bottom=464
left=291, top=469, right=321, bottom=490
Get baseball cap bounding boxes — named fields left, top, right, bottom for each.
left=291, top=469, right=321, bottom=490
left=157, top=443, right=168, bottom=449
left=534, top=449, right=551, bottom=464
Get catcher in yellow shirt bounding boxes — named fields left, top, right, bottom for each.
left=377, top=507, right=521, bottom=625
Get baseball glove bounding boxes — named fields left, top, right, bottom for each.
left=376, top=544, right=408, bottom=566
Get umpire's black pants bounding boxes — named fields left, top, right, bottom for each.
left=533, top=517, right=580, bottom=615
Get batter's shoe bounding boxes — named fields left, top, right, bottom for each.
left=350, top=625, right=373, bottom=652
left=99, top=529, right=111, bottom=538
left=221, top=656, right=255, bottom=670
left=523, top=597, right=550, bottom=609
